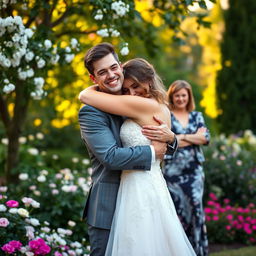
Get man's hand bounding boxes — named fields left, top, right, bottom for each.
left=151, top=140, right=167, bottom=160
left=142, top=116, right=175, bottom=143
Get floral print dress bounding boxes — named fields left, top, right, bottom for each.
left=163, top=111, right=210, bottom=256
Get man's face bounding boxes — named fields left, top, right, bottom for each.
left=90, top=53, right=124, bottom=94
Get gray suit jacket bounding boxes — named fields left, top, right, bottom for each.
left=79, top=105, right=152, bottom=229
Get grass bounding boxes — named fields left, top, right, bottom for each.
left=210, top=246, right=256, bottom=256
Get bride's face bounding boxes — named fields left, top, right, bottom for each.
left=122, top=78, right=150, bottom=97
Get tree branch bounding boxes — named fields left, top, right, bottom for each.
left=56, top=29, right=97, bottom=37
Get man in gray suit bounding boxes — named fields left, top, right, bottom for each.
left=79, top=42, right=177, bottom=256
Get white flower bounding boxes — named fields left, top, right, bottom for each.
left=1, top=138, right=8, bottom=145
left=19, top=173, right=29, bottom=180
left=9, top=208, right=18, bottom=214
left=70, top=38, right=78, bottom=48
left=25, top=51, right=34, bottom=62
left=0, top=186, right=7, bottom=192
left=120, top=45, right=129, bottom=56
left=44, top=39, right=52, bottom=49
left=68, top=220, right=76, bottom=227
left=19, top=137, right=27, bottom=144
left=65, top=46, right=71, bottom=53
left=97, top=28, right=109, bottom=37
left=18, top=71, right=27, bottom=80
left=30, top=218, right=40, bottom=226
left=50, top=54, right=60, bottom=64
left=82, top=159, right=90, bottom=165
left=71, top=241, right=82, bottom=248
left=94, top=9, right=103, bottom=20
left=40, top=169, right=48, bottom=176
left=33, top=190, right=41, bottom=196
left=52, top=154, right=59, bottom=160
left=111, top=1, right=129, bottom=17
left=76, top=248, right=83, bottom=255
left=0, top=204, right=7, bottom=212
left=31, top=200, right=40, bottom=208
left=36, top=132, right=44, bottom=139
left=37, top=175, right=46, bottom=182
left=26, top=68, right=34, bottom=78
left=37, top=58, right=46, bottom=68
left=109, top=28, right=120, bottom=37
left=27, top=148, right=39, bottom=155
left=25, top=28, right=34, bottom=38
left=22, top=197, right=34, bottom=205
left=52, top=189, right=59, bottom=195
left=72, top=157, right=79, bottom=163
left=3, top=83, right=15, bottom=94
left=41, top=227, right=50, bottom=233
left=25, top=225, right=35, bottom=240
left=34, top=77, right=45, bottom=88
left=65, top=54, right=74, bottom=63
left=18, top=208, right=29, bottom=218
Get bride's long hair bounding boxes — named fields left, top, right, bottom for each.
left=122, top=58, right=168, bottom=105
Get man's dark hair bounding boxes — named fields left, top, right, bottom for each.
left=84, top=42, right=119, bottom=75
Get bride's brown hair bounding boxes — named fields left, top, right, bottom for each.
left=123, top=58, right=168, bottom=105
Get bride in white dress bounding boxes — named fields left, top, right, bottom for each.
left=80, top=58, right=196, bottom=256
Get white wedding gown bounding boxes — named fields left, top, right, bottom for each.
left=105, top=119, right=196, bottom=256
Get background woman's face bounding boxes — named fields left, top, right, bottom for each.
left=122, top=78, right=149, bottom=97
left=172, top=88, right=189, bottom=110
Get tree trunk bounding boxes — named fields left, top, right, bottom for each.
left=5, top=82, right=30, bottom=184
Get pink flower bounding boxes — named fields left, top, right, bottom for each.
left=252, top=225, right=256, bottom=230
left=205, top=216, right=211, bottom=222
left=226, top=225, right=231, bottom=230
left=207, top=200, right=215, bottom=206
left=54, top=252, right=63, bottom=256
left=204, top=208, right=212, bottom=214
left=1, top=243, right=15, bottom=254
left=209, top=193, right=218, bottom=201
left=0, top=217, right=9, bottom=227
left=237, top=215, right=244, bottom=222
left=223, top=198, right=230, bottom=204
left=29, top=238, right=51, bottom=255
left=212, top=216, right=219, bottom=221
left=226, top=214, right=233, bottom=221
left=212, top=209, right=218, bottom=215
left=8, top=240, right=22, bottom=250
left=6, top=200, right=19, bottom=208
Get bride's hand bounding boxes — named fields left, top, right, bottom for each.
left=78, top=85, right=99, bottom=103
left=141, top=116, right=175, bottom=143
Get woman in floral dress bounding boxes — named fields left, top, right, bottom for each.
left=164, top=80, right=210, bottom=256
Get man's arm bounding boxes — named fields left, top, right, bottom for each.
left=79, top=105, right=154, bottom=170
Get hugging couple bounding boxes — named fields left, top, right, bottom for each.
left=78, top=42, right=196, bottom=256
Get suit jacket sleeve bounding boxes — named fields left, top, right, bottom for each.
left=79, top=105, right=152, bottom=170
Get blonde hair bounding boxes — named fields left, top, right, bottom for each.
left=167, top=80, right=195, bottom=111
left=123, top=58, right=168, bottom=104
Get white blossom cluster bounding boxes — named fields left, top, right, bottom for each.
left=120, top=42, right=129, bottom=56
left=0, top=0, right=17, bottom=9
left=111, top=1, right=129, bottom=18
left=94, top=9, right=104, bottom=20
left=97, top=27, right=120, bottom=38
left=0, top=16, right=79, bottom=100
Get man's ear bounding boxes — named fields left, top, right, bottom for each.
left=89, top=74, right=96, bottom=84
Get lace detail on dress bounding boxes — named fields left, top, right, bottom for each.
left=120, top=119, right=150, bottom=147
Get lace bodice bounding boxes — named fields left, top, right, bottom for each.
left=120, top=119, right=150, bottom=147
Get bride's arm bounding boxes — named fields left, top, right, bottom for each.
left=79, top=86, right=159, bottom=119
